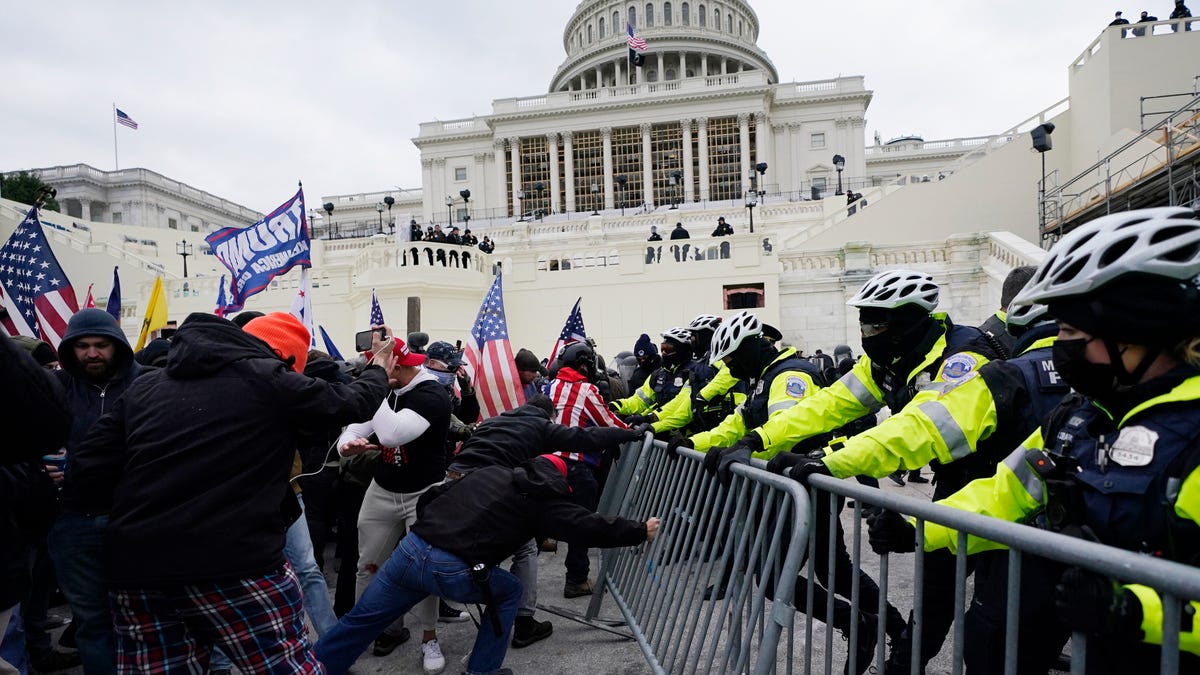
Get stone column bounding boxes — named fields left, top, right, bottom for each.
left=547, top=133, right=561, bottom=214
left=432, top=158, right=447, bottom=222
left=595, top=65, right=602, bottom=88
left=602, top=127, right=615, bottom=209
left=640, top=123, right=654, bottom=208
left=422, top=158, right=435, bottom=222
left=81, top=201, right=92, bottom=222
left=616, top=58, right=625, bottom=86
left=738, top=113, right=751, bottom=195
left=492, top=140, right=507, bottom=217
left=508, top=137, right=522, bottom=215
left=697, top=118, right=710, bottom=201
left=657, top=52, right=665, bottom=81
left=681, top=118, right=695, bottom=203
left=754, top=112, right=769, bottom=175
left=563, top=131, right=576, bottom=212
left=680, top=51, right=686, bottom=79
left=721, top=58, right=727, bottom=75
left=701, top=53, right=708, bottom=77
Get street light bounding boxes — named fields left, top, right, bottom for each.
left=616, top=174, right=628, bottom=216
left=832, top=154, right=845, bottom=196
left=755, top=162, right=768, bottom=202
left=375, top=202, right=385, bottom=234
left=534, top=182, right=545, bottom=221
left=176, top=239, right=194, bottom=278
left=384, top=195, right=395, bottom=233
left=1031, top=123, right=1055, bottom=236
left=590, top=182, right=600, bottom=216
left=516, top=190, right=526, bottom=222
left=745, top=188, right=758, bottom=234
left=459, top=189, right=471, bottom=231
left=445, top=195, right=454, bottom=226
left=669, top=170, right=683, bottom=209
left=323, top=201, right=335, bottom=238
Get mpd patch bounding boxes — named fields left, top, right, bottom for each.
left=785, top=376, right=807, bottom=398
left=939, top=353, right=978, bottom=383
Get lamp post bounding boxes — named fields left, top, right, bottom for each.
left=384, top=195, right=395, bottom=234
left=459, top=189, right=471, bottom=231
left=375, top=202, right=385, bottom=234
left=616, top=174, right=628, bottom=216
left=744, top=188, right=757, bottom=234
left=323, top=201, right=335, bottom=238
left=755, top=162, right=768, bottom=202
left=669, top=170, right=682, bottom=209
left=516, top=190, right=526, bottom=222
left=445, top=195, right=454, bottom=226
left=534, top=182, right=545, bottom=221
left=1031, top=122, right=1055, bottom=236
left=832, top=154, right=845, bottom=196
left=590, top=182, right=600, bottom=216
left=176, top=239, right=194, bottom=278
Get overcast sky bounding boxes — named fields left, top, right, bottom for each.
left=3, top=1, right=1120, bottom=213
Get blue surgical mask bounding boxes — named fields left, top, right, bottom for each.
left=428, top=368, right=457, bottom=388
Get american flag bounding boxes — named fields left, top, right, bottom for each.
left=289, top=268, right=317, bottom=348
left=549, top=297, right=587, bottom=365
left=0, top=205, right=79, bottom=347
left=627, top=23, right=647, bottom=51
left=370, top=289, right=385, bottom=327
left=465, top=273, right=525, bottom=419
left=116, top=108, right=138, bottom=130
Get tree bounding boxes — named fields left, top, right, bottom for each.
left=0, top=171, right=60, bottom=211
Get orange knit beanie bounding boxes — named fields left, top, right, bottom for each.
left=243, top=312, right=310, bottom=373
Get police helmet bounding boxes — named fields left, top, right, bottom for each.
left=660, top=326, right=692, bottom=346
left=708, top=311, right=762, bottom=364
left=847, top=270, right=939, bottom=311
left=688, top=314, right=723, bottom=332
left=559, top=342, right=596, bottom=372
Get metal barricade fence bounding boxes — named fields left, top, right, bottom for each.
left=586, top=437, right=812, bottom=675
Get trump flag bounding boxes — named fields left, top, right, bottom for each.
left=206, top=187, right=310, bottom=312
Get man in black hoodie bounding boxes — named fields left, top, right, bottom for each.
left=47, top=307, right=146, bottom=674
left=314, top=454, right=658, bottom=675
left=68, top=312, right=393, bottom=674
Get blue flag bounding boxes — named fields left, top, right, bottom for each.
left=215, top=275, right=229, bottom=317
left=319, top=325, right=344, bottom=361
left=206, top=187, right=310, bottom=312
left=105, top=266, right=121, bottom=322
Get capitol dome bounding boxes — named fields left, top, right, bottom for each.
left=550, top=0, right=779, bottom=92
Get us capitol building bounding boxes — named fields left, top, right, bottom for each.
left=5, top=2, right=1199, bottom=359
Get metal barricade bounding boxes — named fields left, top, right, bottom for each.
left=587, top=437, right=812, bottom=675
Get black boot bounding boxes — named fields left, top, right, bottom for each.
left=843, top=611, right=879, bottom=675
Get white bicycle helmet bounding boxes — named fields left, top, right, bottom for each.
left=1005, top=302, right=1050, bottom=330
left=660, top=327, right=692, bottom=345
left=688, top=314, right=723, bottom=332
left=1012, top=207, right=1200, bottom=307
left=708, top=311, right=762, bottom=364
left=847, top=270, right=939, bottom=311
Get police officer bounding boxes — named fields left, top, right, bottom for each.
left=872, top=207, right=1200, bottom=673
left=652, top=314, right=744, bottom=435
left=611, top=327, right=693, bottom=423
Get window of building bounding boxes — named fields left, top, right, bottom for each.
left=645, top=3, right=654, bottom=26
left=168, top=217, right=178, bottom=230
left=666, top=68, right=676, bottom=80
left=664, top=2, right=672, bottom=25
left=613, top=10, right=620, bottom=30
left=723, top=283, right=765, bottom=309
left=698, top=4, right=705, bottom=26
left=599, top=17, right=606, bottom=38
left=727, top=14, right=733, bottom=32
left=811, top=132, right=826, bottom=149
left=682, top=2, right=689, bottom=24
left=707, top=116, right=743, bottom=201
left=455, top=167, right=467, bottom=181
left=610, top=127, right=643, bottom=210
left=629, top=5, right=636, bottom=26
left=456, top=207, right=469, bottom=223
left=739, top=19, right=743, bottom=35
left=190, top=224, right=200, bottom=232
left=813, top=176, right=828, bottom=196
left=112, top=212, right=122, bottom=224
left=713, top=8, right=719, bottom=29
left=587, top=24, right=593, bottom=42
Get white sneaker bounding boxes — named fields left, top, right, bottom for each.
left=421, top=639, right=446, bottom=674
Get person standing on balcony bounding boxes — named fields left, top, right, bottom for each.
left=1171, top=0, right=1192, bottom=18
left=670, top=222, right=691, bottom=261
left=1109, top=10, right=1130, bottom=25
left=711, top=217, right=733, bottom=237
left=1133, top=9, right=1158, bottom=35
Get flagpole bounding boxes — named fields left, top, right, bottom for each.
left=112, top=103, right=119, bottom=170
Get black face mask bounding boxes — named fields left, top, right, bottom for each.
left=1052, top=338, right=1120, bottom=400
left=861, top=315, right=936, bottom=369
left=860, top=333, right=894, bottom=367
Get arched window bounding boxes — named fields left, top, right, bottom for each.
left=682, top=2, right=690, bottom=24
left=666, top=68, right=676, bottom=80
left=614, top=11, right=621, bottom=31
left=698, top=4, right=705, bottom=26
left=727, top=13, right=733, bottom=32
left=587, top=24, right=593, bottom=43
left=629, top=5, right=637, bottom=26
left=739, top=19, right=743, bottom=35
left=664, top=2, right=672, bottom=25
left=645, top=3, right=654, bottom=27
left=713, top=8, right=720, bottom=29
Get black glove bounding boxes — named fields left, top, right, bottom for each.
left=765, top=453, right=831, bottom=485
left=448, top=423, right=474, bottom=442
left=703, top=437, right=758, bottom=485
left=866, top=510, right=917, bottom=554
left=624, top=413, right=655, bottom=426
left=629, top=423, right=654, bottom=439
left=1054, top=568, right=1141, bottom=637
left=666, top=434, right=694, bottom=460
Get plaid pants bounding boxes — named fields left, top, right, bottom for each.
left=110, top=565, right=322, bottom=674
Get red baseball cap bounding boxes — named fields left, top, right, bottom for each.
left=366, top=337, right=426, bottom=367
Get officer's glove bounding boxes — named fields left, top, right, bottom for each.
left=666, top=434, right=694, bottom=461
left=702, top=434, right=762, bottom=485
left=1054, top=568, right=1142, bottom=637
left=866, top=510, right=917, bottom=554
left=624, top=413, right=656, bottom=426
left=629, top=423, right=654, bottom=439
left=765, top=453, right=831, bottom=486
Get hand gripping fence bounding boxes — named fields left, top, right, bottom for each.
left=586, top=437, right=1200, bottom=675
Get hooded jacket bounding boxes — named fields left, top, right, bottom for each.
left=68, top=313, right=390, bottom=587
left=413, top=457, right=647, bottom=567
left=448, top=401, right=639, bottom=475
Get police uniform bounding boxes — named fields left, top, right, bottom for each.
left=611, top=361, right=690, bottom=417
left=650, top=358, right=743, bottom=435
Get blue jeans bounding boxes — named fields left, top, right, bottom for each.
left=211, top=496, right=337, bottom=671
left=1, top=603, right=27, bottom=674
left=48, top=513, right=114, bottom=675
left=314, top=532, right=521, bottom=675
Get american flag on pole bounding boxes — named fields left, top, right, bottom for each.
left=627, top=23, right=647, bottom=50
left=369, top=289, right=385, bottom=327
left=116, top=108, right=138, bottom=129
left=549, top=297, right=587, bottom=364
left=465, top=273, right=525, bottom=419
left=214, top=274, right=229, bottom=317
left=0, top=205, right=79, bottom=347
left=289, top=268, right=317, bottom=348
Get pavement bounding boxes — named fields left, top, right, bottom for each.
left=40, top=470, right=968, bottom=675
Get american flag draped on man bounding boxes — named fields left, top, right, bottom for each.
left=0, top=205, right=79, bottom=346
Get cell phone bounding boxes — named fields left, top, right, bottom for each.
left=355, top=329, right=385, bottom=352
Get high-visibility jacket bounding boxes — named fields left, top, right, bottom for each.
left=925, top=372, right=1200, bottom=656
left=691, top=348, right=821, bottom=452
left=651, top=359, right=741, bottom=434
left=752, top=314, right=991, bottom=459
left=611, top=361, right=689, bottom=416
left=821, top=327, right=1066, bottom=498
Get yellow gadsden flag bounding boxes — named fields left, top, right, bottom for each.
left=134, top=276, right=168, bottom=350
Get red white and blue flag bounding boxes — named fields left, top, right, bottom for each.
left=549, top=297, right=587, bottom=364
left=0, top=205, right=79, bottom=346
left=627, top=23, right=647, bottom=50
left=116, top=108, right=138, bottom=130
left=214, top=275, right=229, bottom=317
left=465, top=273, right=525, bottom=419
left=370, top=289, right=385, bottom=327
left=206, top=187, right=310, bottom=313
left=289, top=268, right=317, bottom=349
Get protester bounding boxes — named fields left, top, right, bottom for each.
left=514, top=348, right=549, bottom=400
left=67, top=312, right=393, bottom=674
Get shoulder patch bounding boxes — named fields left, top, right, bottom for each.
left=785, top=375, right=807, bottom=399
left=935, top=371, right=979, bottom=397
left=939, top=353, right=979, bottom=383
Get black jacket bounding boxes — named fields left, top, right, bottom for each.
left=670, top=226, right=690, bottom=240
left=448, top=402, right=638, bottom=475
left=0, top=459, right=58, bottom=607
left=413, top=458, right=646, bottom=566
left=69, top=313, right=390, bottom=587
left=1, top=335, right=69, bottom=466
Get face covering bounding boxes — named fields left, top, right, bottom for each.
left=1052, top=338, right=1120, bottom=400
left=428, top=368, right=457, bottom=389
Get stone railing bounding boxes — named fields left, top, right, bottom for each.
left=494, top=70, right=770, bottom=114
left=34, top=164, right=262, bottom=221
left=774, top=76, right=867, bottom=101
left=777, top=232, right=1044, bottom=278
